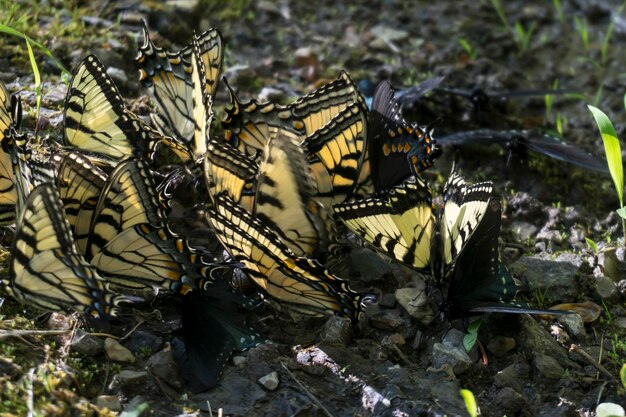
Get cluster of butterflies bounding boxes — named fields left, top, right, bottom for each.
left=0, top=23, right=569, bottom=387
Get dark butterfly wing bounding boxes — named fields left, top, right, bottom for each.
left=368, top=80, right=440, bottom=192
left=0, top=82, right=19, bottom=225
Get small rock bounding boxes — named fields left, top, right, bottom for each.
left=349, top=248, right=392, bottom=283
left=613, top=316, right=626, bottom=329
left=71, top=329, right=104, bottom=356
left=106, top=67, right=128, bottom=87
left=395, top=286, right=434, bottom=325
left=370, top=25, right=409, bottom=42
left=510, top=221, right=538, bottom=242
left=47, top=312, right=72, bottom=330
left=596, top=403, right=625, bottom=417
left=232, top=356, right=247, bottom=367
left=533, top=353, right=564, bottom=379
left=441, top=329, right=466, bottom=349
left=516, top=315, right=570, bottom=367
left=320, top=316, right=351, bottom=346
left=377, top=293, right=397, bottom=308
left=104, top=338, right=135, bottom=363
left=389, top=333, right=405, bottom=346
left=487, top=336, right=516, bottom=356
left=258, top=371, right=279, bottom=390
left=510, top=254, right=581, bottom=303
left=431, top=343, right=472, bottom=375
left=146, top=344, right=181, bottom=389
left=369, top=309, right=405, bottom=330
left=111, top=370, right=149, bottom=390
left=124, top=329, right=163, bottom=354
left=556, top=314, right=586, bottom=339
left=96, top=395, right=122, bottom=412
left=494, top=362, right=529, bottom=393
left=196, top=373, right=266, bottom=414
left=494, top=387, right=527, bottom=414
left=222, top=64, right=256, bottom=86
left=293, top=47, right=318, bottom=68
left=257, top=87, right=285, bottom=102
left=595, top=275, right=618, bottom=300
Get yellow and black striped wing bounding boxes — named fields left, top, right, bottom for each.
left=56, top=151, right=108, bottom=254
left=255, top=127, right=327, bottom=257
left=86, top=158, right=216, bottom=293
left=440, top=166, right=493, bottom=267
left=203, top=139, right=257, bottom=210
left=290, top=71, right=367, bottom=135
left=208, top=193, right=368, bottom=319
left=136, top=24, right=223, bottom=148
left=221, top=80, right=304, bottom=159
left=302, top=101, right=368, bottom=207
left=6, top=183, right=120, bottom=318
left=333, top=176, right=435, bottom=270
left=0, top=81, right=18, bottom=225
left=190, top=34, right=215, bottom=159
left=64, top=55, right=164, bottom=161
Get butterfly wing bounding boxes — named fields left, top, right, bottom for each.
left=333, top=177, right=435, bottom=270
left=208, top=193, right=368, bottom=319
left=0, top=82, right=19, bottom=225
left=5, top=183, right=120, bottom=318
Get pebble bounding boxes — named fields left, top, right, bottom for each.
left=258, top=371, right=279, bottom=391
left=320, top=316, right=351, bottom=346
left=533, top=353, right=564, bottom=379
left=71, top=329, right=104, bottom=356
left=96, top=395, right=122, bottom=412
left=293, top=47, right=318, bottom=68
left=494, top=387, right=527, bottom=414
left=232, top=356, right=247, bottom=367
left=494, top=362, right=529, bottom=393
left=146, top=345, right=181, bottom=389
left=612, top=316, right=626, bottom=329
left=510, top=254, right=581, bottom=304
left=106, top=67, right=128, bottom=87
left=377, top=293, right=397, bottom=308
left=510, top=221, right=538, bottom=242
left=257, top=87, right=285, bottom=102
left=556, top=313, right=586, bottom=339
left=595, top=275, right=618, bottom=300
left=370, top=25, right=409, bottom=42
left=111, top=370, right=149, bottom=390
left=104, top=338, right=135, bottom=363
left=431, top=342, right=472, bottom=375
left=596, top=403, right=625, bottom=417
left=369, top=309, right=405, bottom=330
left=487, top=336, right=516, bottom=356
left=395, top=286, right=434, bottom=325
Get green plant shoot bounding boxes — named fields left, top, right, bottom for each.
left=588, top=105, right=626, bottom=243
left=24, top=37, right=41, bottom=129
left=460, top=389, right=478, bottom=417
left=620, top=363, right=626, bottom=391
left=463, top=319, right=482, bottom=352
left=585, top=237, right=599, bottom=253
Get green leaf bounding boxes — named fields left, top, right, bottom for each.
left=618, top=207, right=626, bottom=219
left=467, top=318, right=482, bottom=333
left=585, top=237, right=599, bottom=252
left=119, top=402, right=149, bottom=417
left=588, top=105, right=623, bottom=206
left=24, top=37, right=41, bottom=125
left=460, top=389, right=478, bottom=417
left=621, top=363, right=626, bottom=390
left=463, top=319, right=482, bottom=351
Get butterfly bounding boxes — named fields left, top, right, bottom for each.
left=64, top=54, right=191, bottom=163
left=4, top=182, right=122, bottom=318
left=207, top=192, right=372, bottom=319
left=55, top=156, right=220, bottom=293
left=0, top=81, right=22, bottom=225
left=136, top=23, right=223, bottom=160
left=367, top=80, right=441, bottom=192
left=221, top=71, right=366, bottom=161
left=437, top=129, right=609, bottom=174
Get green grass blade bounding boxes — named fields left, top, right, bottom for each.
left=588, top=105, right=623, bottom=206
left=24, top=37, right=41, bottom=127
left=621, top=363, right=626, bottom=390
left=460, top=389, right=478, bottom=417
left=0, top=23, right=70, bottom=77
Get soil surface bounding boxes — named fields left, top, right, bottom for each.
left=1, top=1, right=626, bottom=416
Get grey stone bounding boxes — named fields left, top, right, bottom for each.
left=442, top=329, right=466, bottom=349
left=431, top=343, right=472, bottom=375
left=111, top=370, right=149, bottom=390
left=125, top=329, right=164, bottom=355
left=349, top=248, right=392, bottom=283
left=258, top=371, right=279, bottom=390
left=232, top=356, right=247, bottom=367
left=377, top=293, right=397, bottom=308
left=494, top=362, right=529, bottom=393
left=196, top=373, right=265, bottom=415
left=96, top=395, right=121, bottom=412
left=71, top=329, right=104, bottom=356
left=395, top=286, right=435, bottom=325
left=222, top=64, right=255, bottom=86
left=595, top=275, right=618, bottom=300
left=533, top=352, right=564, bottom=379
left=613, top=316, right=626, bottom=329
left=257, top=87, right=285, bottom=102
left=510, top=254, right=581, bottom=303
left=371, top=25, right=409, bottom=42
left=487, top=336, right=516, bottom=356
left=510, top=221, right=539, bottom=242
left=556, top=313, right=586, bottom=339
left=369, top=309, right=406, bottom=330
left=494, top=387, right=527, bottom=414
left=516, top=315, right=571, bottom=367
left=104, top=338, right=135, bottom=363
left=320, top=316, right=351, bottom=346
left=106, top=67, right=128, bottom=87
left=146, top=344, right=181, bottom=389
left=429, top=381, right=465, bottom=412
